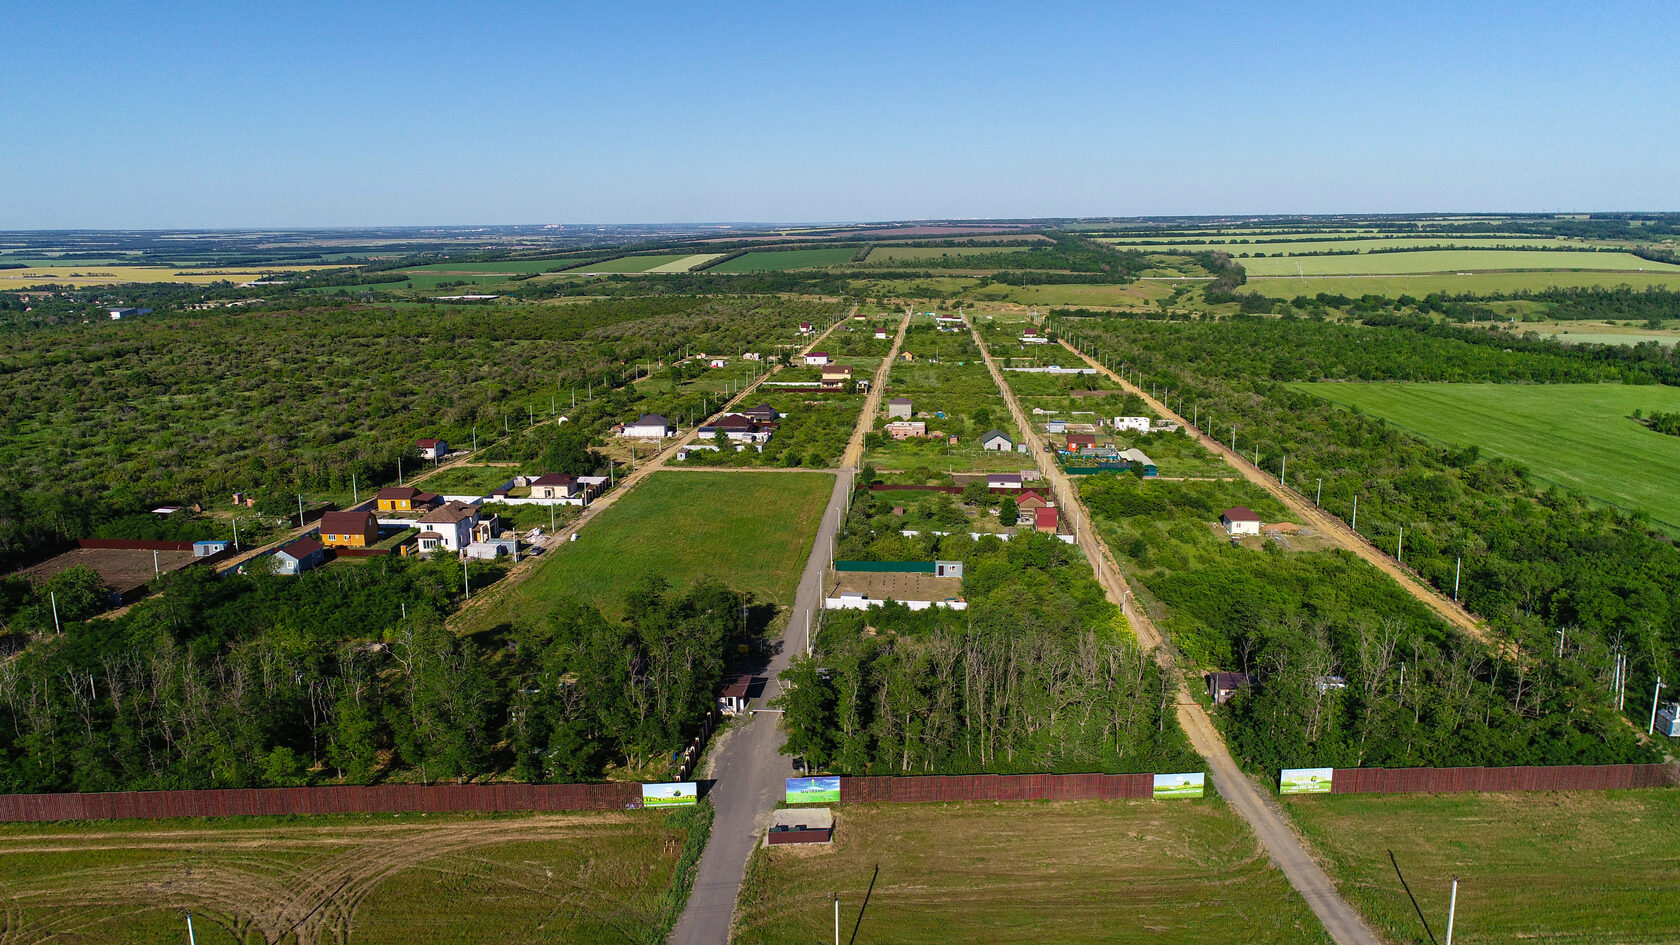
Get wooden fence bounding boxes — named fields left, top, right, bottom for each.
left=841, top=773, right=1152, bottom=803
left=0, top=782, right=642, bottom=822
left=1330, top=762, right=1680, bottom=795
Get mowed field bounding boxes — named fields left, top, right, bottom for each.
left=0, top=810, right=700, bottom=945
left=1242, top=249, right=1680, bottom=277
left=1244, top=270, right=1680, bottom=298
left=1104, top=237, right=1586, bottom=253
left=467, top=470, right=834, bottom=627
left=707, top=248, right=858, bottom=272
left=1293, top=381, right=1680, bottom=530
left=1289, top=790, right=1680, bottom=945
left=563, top=253, right=724, bottom=273
left=865, top=245, right=1021, bottom=262
left=731, top=800, right=1332, bottom=945
left=0, top=265, right=341, bottom=286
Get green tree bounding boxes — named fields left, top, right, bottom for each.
left=999, top=497, right=1019, bottom=527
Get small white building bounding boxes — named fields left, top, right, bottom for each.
left=709, top=358, right=728, bottom=368
left=621, top=413, right=675, bottom=438
left=1047, top=419, right=1067, bottom=434
left=874, top=328, right=889, bottom=339
left=804, top=351, right=831, bottom=366
left=416, top=438, right=449, bottom=460
left=466, top=538, right=518, bottom=559
left=1113, top=417, right=1152, bottom=433
left=980, top=429, right=1014, bottom=452
left=529, top=473, right=580, bottom=500
left=107, top=307, right=153, bottom=320
left=1220, top=506, right=1262, bottom=536
left=798, top=322, right=814, bottom=335
left=887, top=397, right=913, bottom=420
left=987, top=473, right=1023, bottom=490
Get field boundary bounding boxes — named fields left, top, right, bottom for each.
left=0, top=782, right=641, bottom=822
left=838, top=773, right=1153, bottom=802
left=1326, top=762, right=1680, bottom=795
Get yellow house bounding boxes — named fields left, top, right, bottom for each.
left=376, top=486, right=436, bottom=512
left=319, top=510, right=379, bottom=548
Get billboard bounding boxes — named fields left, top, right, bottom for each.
left=641, top=782, right=698, bottom=808
left=1279, top=768, right=1335, bottom=795
left=786, top=776, right=841, bottom=804
left=1152, top=772, right=1205, bottom=799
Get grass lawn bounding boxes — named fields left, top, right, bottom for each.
left=466, top=470, right=834, bottom=628
left=1293, top=381, right=1680, bottom=531
left=732, top=799, right=1332, bottom=945
left=707, top=248, right=859, bottom=272
left=1289, top=790, right=1680, bottom=945
left=417, top=463, right=522, bottom=494
left=1245, top=271, right=1680, bottom=298
left=0, top=809, right=706, bottom=945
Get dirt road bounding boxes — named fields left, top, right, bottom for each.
left=973, top=323, right=1381, bottom=945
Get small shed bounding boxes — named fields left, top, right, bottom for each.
left=1657, top=704, right=1680, bottom=738
left=466, top=538, right=518, bottom=559
left=987, top=473, right=1023, bottom=490
left=1047, top=419, right=1067, bottom=434
left=416, top=438, right=449, bottom=460
left=193, top=539, right=230, bottom=557
left=934, top=560, right=963, bottom=578
left=719, top=675, right=753, bottom=716
left=768, top=807, right=833, bottom=845
left=273, top=538, right=325, bottom=575
left=1220, top=506, right=1261, bottom=536
left=887, top=397, right=913, bottom=420
left=1207, top=672, right=1252, bottom=704
left=980, top=429, right=1014, bottom=452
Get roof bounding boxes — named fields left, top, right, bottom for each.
left=1118, top=448, right=1155, bottom=465
left=416, top=438, right=443, bottom=447
left=320, top=510, right=374, bottom=533
left=416, top=531, right=444, bottom=540
left=981, top=428, right=1012, bottom=443
left=807, top=350, right=829, bottom=357
left=1208, top=671, right=1251, bottom=689
left=988, top=473, right=1023, bottom=484
left=1016, top=489, right=1047, bottom=505
left=418, top=500, right=478, bottom=524
left=276, top=537, right=323, bottom=560
left=888, top=397, right=912, bottom=405
left=1034, top=507, right=1059, bottom=529
left=529, top=473, right=576, bottom=486
left=721, top=675, right=752, bottom=698
left=377, top=486, right=420, bottom=500
left=1221, top=506, right=1261, bottom=523
left=629, top=413, right=671, bottom=427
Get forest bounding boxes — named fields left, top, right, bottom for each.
left=1055, top=313, right=1680, bottom=768
left=0, top=550, right=749, bottom=791
left=775, top=480, right=1197, bottom=776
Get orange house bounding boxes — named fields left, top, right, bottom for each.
left=319, top=510, right=380, bottom=548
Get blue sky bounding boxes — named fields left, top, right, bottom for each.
left=2, top=1, right=1677, bottom=227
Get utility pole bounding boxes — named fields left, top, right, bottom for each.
left=833, top=893, right=840, bottom=945
left=1556, top=627, right=1566, bottom=659
left=1280, top=454, right=1286, bottom=484
left=297, top=494, right=305, bottom=528
left=1397, top=526, right=1403, bottom=563
left=187, top=912, right=198, bottom=945
left=1230, top=425, right=1236, bottom=452
left=472, top=427, right=477, bottom=451
left=1315, top=478, right=1322, bottom=507
left=1351, top=494, right=1358, bottom=532
left=1453, top=556, right=1462, bottom=601
left=1444, top=877, right=1458, bottom=945
left=50, top=591, right=60, bottom=633
left=398, top=457, right=403, bottom=485
left=1649, top=676, right=1664, bottom=735
left=233, top=517, right=240, bottom=551
left=352, top=473, right=358, bottom=505
left=154, top=549, right=160, bottom=578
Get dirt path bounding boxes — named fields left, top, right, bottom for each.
left=973, top=323, right=1381, bottom=945
left=449, top=309, right=855, bottom=631
left=1054, top=337, right=1497, bottom=650
left=841, top=308, right=913, bottom=468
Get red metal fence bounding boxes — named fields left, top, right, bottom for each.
left=1330, top=763, right=1680, bottom=795
left=0, top=782, right=641, bottom=822
left=841, top=773, right=1153, bottom=803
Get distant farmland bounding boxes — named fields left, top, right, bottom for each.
left=707, top=248, right=859, bottom=272
left=563, top=253, right=724, bottom=273
left=1293, top=381, right=1680, bottom=531
left=1244, top=270, right=1680, bottom=297
left=1242, top=249, right=1680, bottom=277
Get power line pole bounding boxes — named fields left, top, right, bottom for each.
left=1649, top=676, right=1664, bottom=735
left=1444, top=877, right=1458, bottom=945
left=1453, top=556, right=1462, bottom=601
left=1351, top=494, right=1358, bottom=532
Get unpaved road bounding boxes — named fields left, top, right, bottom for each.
left=973, top=322, right=1381, bottom=945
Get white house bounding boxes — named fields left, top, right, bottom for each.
left=1114, top=417, right=1152, bottom=433
left=529, top=473, right=580, bottom=500
left=416, top=437, right=449, bottom=459
left=621, top=413, right=675, bottom=438
left=1047, top=419, right=1067, bottom=434
left=1220, top=506, right=1262, bottom=537
left=698, top=413, right=774, bottom=444
left=798, top=322, right=814, bottom=335
left=416, top=500, right=482, bottom=553
left=887, top=397, right=913, bottom=420
left=1019, top=333, right=1050, bottom=344
left=107, top=307, right=153, bottom=320
left=987, top=473, right=1024, bottom=490
left=980, top=429, right=1014, bottom=452
left=709, top=358, right=728, bottom=368
left=804, top=351, right=831, bottom=366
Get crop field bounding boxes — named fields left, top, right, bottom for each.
left=646, top=253, right=726, bottom=272
left=1524, top=326, right=1680, bottom=347
left=0, top=809, right=701, bottom=945
left=966, top=280, right=1169, bottom=307
left=1103, top=237, right=1586, bottom=254
left=464, top=470, right=833, bottom=628
left=1289, top=789, right=1680, bottom=944
left=1242, top=249, right=1680, bottom=277
left=1293, top=381, right=1680, bottom=531
left=0, top=264, right=342, bottom=286
left=731, top=800, right=1332, bottom=945
left=864, top=245, right=1029, bottom=262
left=395, top=259, right=576, bottom=274
left=560, top=253, right=725, bottom=273
left=707, top=248, right=859, bottom=272
left=1243, top=270, right=1680, bottom=298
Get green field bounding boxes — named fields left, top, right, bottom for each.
left=1242, top=249, right=1680, bottom=277
left=1530, top=328, right=1680, bottom=347
left=1293, top=381, right=1680, bottom=530
left=0, top=809, right=704, bottom=945
left=1104, top=237, right=1587, bottom=254
left=732, top=800, right=1332, bottom=945
left=1290, top=790, right=1680, bottom=944
left=865, top=245, right=1022, bottom=262
left=396, top=259, right=576, bottom=274
left=707, top=248, right=860, bottom=272
left=416, top=463, right=522, bottom=495
left=466, top=470, right=834, bottom=628
left=1245, top=270, right=1680, bottom=298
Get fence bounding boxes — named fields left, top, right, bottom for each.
left=78, top=538, right=199, bottom=551
left=1329, top=763, right=1680, bottom=795
left=841, top=773, right=1152, bottom=803
left=0, top=782, right=642, bottom=822
left=835, top=560, right=936, bottom=573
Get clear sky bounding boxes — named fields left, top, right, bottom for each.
left=3, top=0, right=1677, bottom=227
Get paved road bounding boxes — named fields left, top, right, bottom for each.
left=671, top=310, right=908, bottom=945
left=669, top=468, right=852, bottom=945
left=972, top=322, right=1381, bottom=945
